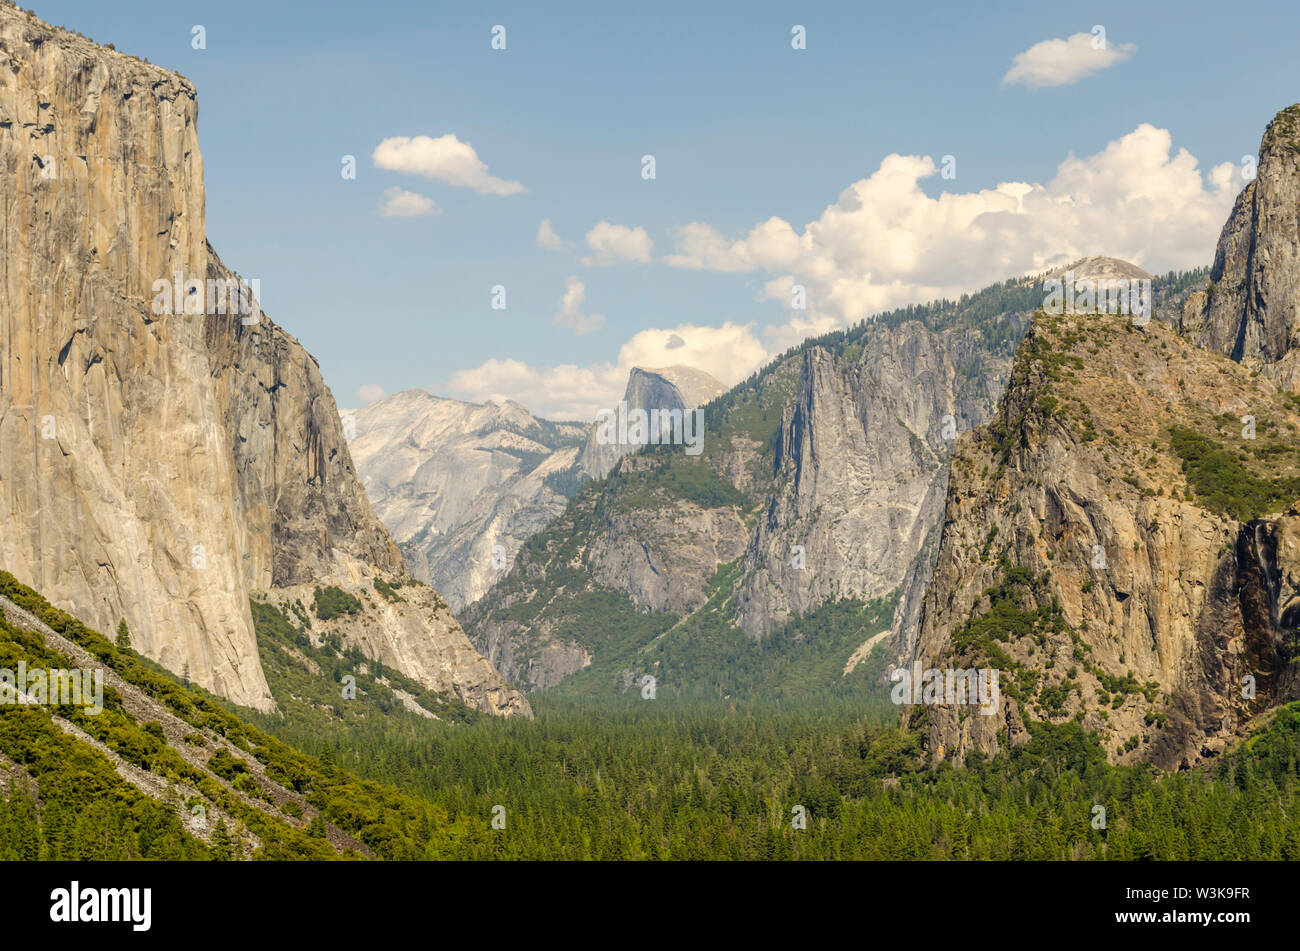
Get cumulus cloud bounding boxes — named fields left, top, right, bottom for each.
left=1002, top=31, right=1136, bottom=88
left=445, top=322, right=769, bottom=421
left=536, top=218, right=567, bottom=251
left=665, top=124, right=1238, bottom=338
left=372, top=134, right=527, bottom=195
left=582, top=221, right=654, bottom=266
left=442, top=123, right=1240, bottom=425
left=379, top=187, right=439, bottom=217
left=356, top=383, right=387, bottom=404
left=445, top=359, right=627, bottom=422
left=553, top=277, right=605, bottom=336
left=617, top=323, right=768, bottom=387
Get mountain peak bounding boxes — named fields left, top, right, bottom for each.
left=1185, top=101, right=1300, bottom=391
left=1042, top=256, right=1152, bottom=283
left=628, top=365, right=727, bottom=409
left=1262, top=102, right=1300, bottom=152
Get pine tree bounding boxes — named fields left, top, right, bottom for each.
left=211, top=819, right=236, bottom=860
left=115, top=618, right=131, bottom=650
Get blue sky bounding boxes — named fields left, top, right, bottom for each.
left=33, top=0, right=1300, bottom=419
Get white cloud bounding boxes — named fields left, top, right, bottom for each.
left=1002, top=32, right=1136, bottom=88
left=444, top=321, right=769, bottom=421
left=617, top=323, right=769, bottom=387
left=445, top=359, right=626, bottom=422
left=537, top=218, right=567, bottom=251
left=442, top=123, right=1241, bottom=427
left=372, top=134, right=527, bottom=196
left=379, top=187, right=439, bottom=218
left=582, top=221, right=653, bottom=266
left=553, top=277, right=605, bottom=336
left=665, top=124, right=1238, bottom=338
left=357, top=383, right=387, bottom=404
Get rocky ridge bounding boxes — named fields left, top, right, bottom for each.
left=912, top=309, right=1300, bottom=768
left=911, top=103, right=1300, bottom=768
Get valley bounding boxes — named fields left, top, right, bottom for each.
left=1, top=0, right=1299, bottom=876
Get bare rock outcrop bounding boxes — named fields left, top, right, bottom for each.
left=349, top=389, right=586, bottom=611
left=1183, top=104, right=1300, bottom=392
left=0, top=5, right=527, bottom=717
left=913, top=313, right=1300, bottom=768
left=735, top=324, right=1011, bottom=640
left=578, top=365, right=725, bottom=480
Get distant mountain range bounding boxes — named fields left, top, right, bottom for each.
left=449, top=252, right=1213, bottom=703
left=7, top=2, right=1300, bottom=778
left=349, top=366, right=725, bottom=610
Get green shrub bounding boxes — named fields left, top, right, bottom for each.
left=313, top=586, right=362, bottom=620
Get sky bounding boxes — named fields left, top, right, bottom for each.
left=32, top=0, right=1300, bottom=420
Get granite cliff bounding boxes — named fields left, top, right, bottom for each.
left=1182, top=104, right=1300, bottom=393
left=913, top=105, right=1300, bottom=766
left=349, top=390, right=587, bottom=611
left=0, top=5, right=527, bottom=717
left=912, top=310, right=1300, bottom=768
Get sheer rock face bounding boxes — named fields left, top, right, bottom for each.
left=1183, top=104, right=1300, bottom=391
left=349, top=389, right=587, bottom=612
left=348, top=366, right=723, bottom=616
left=579, top=365, right=725, bottom=480
left=464, top=308, right=1030, bottom=692
left=586, top=491, right=751, bottom=616
left=735, top=328, right=1011, bottom=641
left=913, top=314, right=1300, bottom=768
left=914, top=110, right=1300, bottom=768
left=0, top=6, right=528, bottom=717
left=202, top=250, right=406, bottom=592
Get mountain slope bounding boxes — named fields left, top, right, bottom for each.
left=913, top=309, right=1300, bottom=768
left=0, top=571, right=366, bottom=858
left=349, top=365, right=724, bottom=614
left=463, top=280, right=1044, bottom=693
left=913, top=103, right=1300, bottom=769
left=0, top=4, right=525, bottom=717
left=349, top=390, right=587, bottom=611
